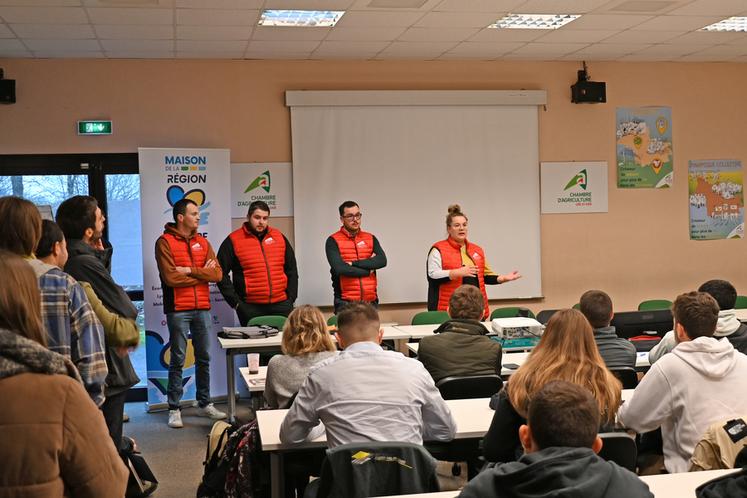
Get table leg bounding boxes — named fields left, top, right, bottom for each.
left=270, top=452, right=284, bottom=498
left=226, top=350, right=236, bottom=423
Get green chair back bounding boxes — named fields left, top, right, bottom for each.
left=735, top=296, right=747, bottom=309
left=490, top=307, right=536, bottom=320
left=572, top=303, right=580, bottom=310
left=247, top=315, right=287, bottom=329
left=637, top=299, right=672, bottom=311
left=327, top=315, right=338, bottom=327
left=411, top=311, right=449, bottom=326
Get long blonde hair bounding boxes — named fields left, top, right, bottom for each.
left=507, top=309, right=621, bottom=424
left=281, top=305, right=336, bottom=356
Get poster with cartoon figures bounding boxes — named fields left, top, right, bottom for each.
left=138, top=148, right=234, bottom=407
left=689, top=160, right=744, bottom=240
left=616, top=107, right=673, bottom=188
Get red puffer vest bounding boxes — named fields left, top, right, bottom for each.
left=229, top=225, right=287, bottom=304
left=161, top=232, right=211, bottom=311
left=330, top=228, right=378, bottom=302
left=432, top=237, right=489, bottom=319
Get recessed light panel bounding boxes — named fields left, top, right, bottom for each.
left=700, top=17, right=747, bottom=33
left=489, top=13, right=581, bottom=30
left=258, top=10, right=345, bottom=28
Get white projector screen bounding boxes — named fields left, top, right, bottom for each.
left=289, top=91, right=543, bottom=306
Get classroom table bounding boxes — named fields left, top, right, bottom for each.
left=396, top=322, right=538, bottom=352
left=735, top=308, right=747, bottom=322
left=238, top=365, right=267, bottom=392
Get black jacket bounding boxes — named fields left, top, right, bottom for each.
left=64, top=239, right=139, bottom=395
left=459, top=447, right=653, bottom=498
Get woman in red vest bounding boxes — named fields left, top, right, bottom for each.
left=427, top=204, right=521, bottom=320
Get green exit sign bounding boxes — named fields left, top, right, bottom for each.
left=78, top=120, right=112, bottom=135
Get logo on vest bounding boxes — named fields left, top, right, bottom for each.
left=472, top=252, right=480, bottom=260
left=265, top=237, right=274, bottom=245
left=191, top=242, right=202, bottom=251
left=357, top=240, right=366, bottom=247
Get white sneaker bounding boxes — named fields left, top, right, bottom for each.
left=167, top=409, right=183, bottom=428
left=197, top=403, right=227, bottom=420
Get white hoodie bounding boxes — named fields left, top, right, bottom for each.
left=618, top=336, right=747, bottom=473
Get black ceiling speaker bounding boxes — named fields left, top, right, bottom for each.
left=0, top=69, right=16, bottom=105
left=571, top=62, right=605, bottom=104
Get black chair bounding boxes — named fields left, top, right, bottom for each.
left=536, top=309, right=559, bottom=325
left=598, top=432, right=638, bottom=472
left=610, top=367, right=639, bottom=389
left=435, top=374, right=504, bottom=400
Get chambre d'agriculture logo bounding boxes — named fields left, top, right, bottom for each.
left=239, top=170, right=277, bottom=210
left=245, top=170, right=271, bottom=193
left=564, top=169, right=588, bottom=191
left=558, top=169, right=592, bottom=207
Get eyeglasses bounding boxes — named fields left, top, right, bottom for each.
left=343, top=213, right=363, bottom=220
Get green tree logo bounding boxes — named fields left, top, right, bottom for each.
left=244, top=170, right=271, bottom=193
left=564, top=169, right=588, bottom=190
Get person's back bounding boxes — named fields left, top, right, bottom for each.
left=579, top=290, right=636, bottom=369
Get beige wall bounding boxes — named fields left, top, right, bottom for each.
left=1, top=58, right=745, bottom=324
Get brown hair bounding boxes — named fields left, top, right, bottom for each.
left=0, top=196, right=43, bottom=256
left=448, top=284, right=484, bottom=320
left=281, top=305, right=336, bottom=356
left=507, top=309, right=621, bottom=424
left=0, top=250, right=47, bottom=346
left=55, top=195, right=98, bottom=240
left=579, top=290, right=613, bottom=328
left=528, top=380, right=600, bottom=450
left=445, top=204, right=467, bottom=228
left=673, top=291, right=719, bottom=340
left=337, top=302, right=380, bottom=342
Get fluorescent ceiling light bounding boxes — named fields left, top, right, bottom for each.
left=489, top=13, right=581, bottom=30
left=258, top=10, right=345, bottom=27
left=700, top=17, right=747, bottom=32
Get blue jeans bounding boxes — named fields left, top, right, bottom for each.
left=167, top=310, right=212, bottom=410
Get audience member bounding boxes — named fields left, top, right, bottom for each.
left=618, top=291, right=747, bottom=473
left=0, top=196, right=107, bottom=406
left=579, top=290, right=637, bottom=369
left=483, top=309, right=621, bottom=463
left=418, top=284, right=502, bottom=382
left=460, top=381, right=653, bottom=498
left=264, top=305, right=337, bottom=409
left=0, top=250, right=128, bottom=497
left=649, top=280, right=747, bottom=363
left=279, top=302, right=456, bottom=448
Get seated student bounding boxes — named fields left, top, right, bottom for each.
left=649, top=279, right=747, bottom=364
left=579, top=290, right=637, bottom=369
left=483, top=309, right=621, bottom=463
left=279, top=302, right=456, bottom=448
left=417, top=284, right=502, bottom=383
left=460, top=381, right=653, bottom=498
left=264, top=305, right=337, bottom=409
left=618, top=291, right=747, bottom=473
left=0, top=251, right=128, bottom=498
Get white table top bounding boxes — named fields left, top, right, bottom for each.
left=238, top=365, right=267, bottom=392
left=219, top=325, right=410, bottom=351
left=735, top=308, right=747, bottom=322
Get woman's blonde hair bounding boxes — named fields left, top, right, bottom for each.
left=281, top=305, right=336, bottom=356
left=507, top=309, right=622, bottom=424
left=446, top=204, right=467, bottom=228
left=0, top=250, right=47, bottom=346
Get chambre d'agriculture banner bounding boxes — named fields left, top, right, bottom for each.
left=139, top=148, right=234, bottom=408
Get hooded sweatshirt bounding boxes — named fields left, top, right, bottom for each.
left=458, top=446, right=653, bottom=498
left=618, top=336, right=747, bottom=473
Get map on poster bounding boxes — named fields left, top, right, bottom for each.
left=616, top=107, right=673, bottom=188
left=689, top=159, right=744, bottom=240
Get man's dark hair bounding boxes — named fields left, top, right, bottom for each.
left=338, top=201, right=359, bottom=217
left=0, top=196, right=42, bottom=256
left=172, top=198, right=197, bottom=222
left=579, top=290, right=613, bottom=328
left=247, top=200, right=270, bottom=216
left=698, top=280, right=737, bottom=311
left=337, top=302, right=380, bottom=337
left=56, top=195, right=98, bottom=240
left=673, top=291, right=719, bottom=340
left=448, top=285, right=484, bottom=320
left=528, top=380, right=600, bottom=450
left=36, top=220, right=65, bottom=259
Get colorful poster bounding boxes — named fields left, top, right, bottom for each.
left=616, top=107, right=673, bottom=188
left=540, top=161, right=608, bottom=214
left=139, top=148, right=234, bottom=407
left=230, top=162, right=293, bottom=218
left=689, top=160, right=744, bottom=240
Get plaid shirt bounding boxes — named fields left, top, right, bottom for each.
left=36, top=266, right=107, bottom=406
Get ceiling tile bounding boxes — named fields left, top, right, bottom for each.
left=564, top=14, right=652, bottom=30
left=415, top=11, right=502, bottom=28
left=348, top=0, right=439, bottom=10
left=0, top=49, right=30, bottom=57
left=517, top=0, right=611, bottom=14
left=82, top=0, right=174, bottom=6
left=509, top=42, right=589, bottom=55
left=687, top=44, right=747, bottom=57
left=101, top=39, right=173, bottom=51
left=334, top=10, right=424, bottom=28
left=177, top=50, right=243, bottom=58
left=469, top=27, right=549, bottom=42
left=0, top=0, right=81, bottom=5
left=263, top=0, right=354, bottom=9
left=177, top=8, right=258, bottom=25
left=244, top=51, right=311, bottom=59
left=668, top=31, right=746, bottom=44
left=444, top=40, right=524, bottom=56
left=177, top=0, right=262, bottom=8
left=325, top=26, right=405, bottom=41
left=0, top=37, right=24, bottom=49
left=627, top=43, right=702, bottom=56
left=11, top=23, right=94, bottom=38
left=601, top=29, right=681, bottom=43
left=247, top=39, right=321, bottom=51
left=25, top=38, right=100, bottom=50
left=0, top=6, right=87, bottom=23
left=177, top=39, right=247, bottom=51
left=534, top=29, right=617, bottom=43
left=33, top=50, right=104, bottom=58
left=434, top=0, right=521, bottom=12
left=398, top=27, right=478, bottom=42
left=571, top=42, right=650, bottom=56
left=618, top=52, right=682, bottom=61
left=178, top=25, right=252, bottom=40
left=94, top=24, right=173, bottom=39
left=87, top=7, right=173, bottom=24
left=0, top=23, right=12, bottom=37
left=668, top=0, right=747, bottom=16
left=630, top=15, right=725, bottom=31
left=376, top=40, right=457, bottom=57
left=313, top=40, right=388, bottom=55
left=252, top=26, right=329, bottom=41
left=106, top=51, right=175, bottom=59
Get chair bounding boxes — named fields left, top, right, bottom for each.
left=327, top=315, right=337, bottom=327
left=572, top=303, right=580, bottom=310
left=638, top=299, right=673, bottom=311
left=435, top=374, right=503, bottom=400
left=536, top=309, right=559, bottom=324
left=598, top=432, right=638, bottom=472
left=489, top=307, right=536, bottom=320
left=304, top=442, right=439, bottom=498
left=735, top=296, right=747, bottom=309
left=610, top=367, right=639, bottom=389
left=411, top=311, right=449, bottom=325
left=247, top=315, right=287, bottom=329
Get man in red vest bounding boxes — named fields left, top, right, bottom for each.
left=325, top=201, right=387, bottom=313
left=155, top=198, right=225, bottom=428
left=217, top=200, right=298, bottom=325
